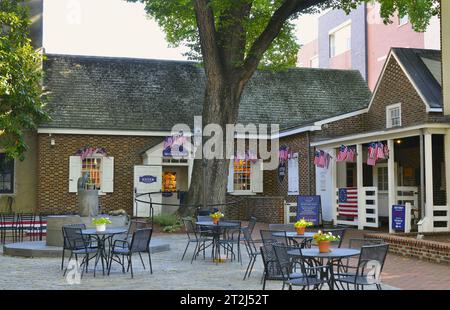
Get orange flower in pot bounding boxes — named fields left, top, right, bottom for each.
left=294, top=218, right=313, bottom=235
left=209, top=211, right=224, bottom=224
left=313, top=231, right=340, bottom=253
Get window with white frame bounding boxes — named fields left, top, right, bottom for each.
left=69, top=156, right=114, bottom=193
left=329, top=22, right=351, bottom=58
left=82, top=157, right=102, bottom=190
left=227, top=158, right=263, bottom=194
left=0, top=153, right=14, bottom=194
left=386, top=103, right=402, bottom=128
left=309, top=56, right=319, bottom=68
left=233, top=159, right=251, bottom=191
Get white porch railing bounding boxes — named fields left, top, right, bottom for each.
left=284, top=202, right=297, bottom=224
left=433, top=205, right=450, bottom=232
left=362, top=187, right=379, bottom=228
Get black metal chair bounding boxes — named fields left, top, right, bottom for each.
left=218, top=219, right=242, bottom=263
left=260, top=229, right=289, bottom=245
left=242, top=216, right=257, bottom=240
left=335, top=243, right=389, bottom=290
left=260, top=244, right=304, bottom=290
left=34, top=213, right=48, bottom=241
left=0, top=214, right=17, bottom=244
left=196, top=215, right=216, bottom=238
left=337, top=238, right=385, bottom=274
left=62, top=225, right=98, bottom=277
left=108, top=228, right=153, bottom=278
left=322, top=228, right=346, bottom=248
left=16, top=213, right=36, bottom=242
left=242, top=227, right=261, bottom=280
left=61, top=223, right=87, bottom=271
left=181, top=217, right=213, bottom=263
left=273, top=244, right=331, bottom=290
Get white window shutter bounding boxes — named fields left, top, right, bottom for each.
left=102, top=157, right=114, bottom=193
left=227, top=158, right=234, bottom=193
left=251, top=160, right=263, bottom=193
left=69, top=156, right=82, bottom=193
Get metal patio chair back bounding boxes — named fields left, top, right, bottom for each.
left=260, top=244, right=282, bottom=289
left=268, top=224, right=295, bottom=232
left=322, top=228, right=346, bottom=248
left=17, top=213, right=36, bottom=242
left=130, top=228, right=152, bottom=253
left=260, top=229, right=288, bottom=245
left=247, top=216, right=257, bottom=235
left=0, top=214, right=18, bottom=243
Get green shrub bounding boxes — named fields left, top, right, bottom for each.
left=153, top=214, right=179, bottom=227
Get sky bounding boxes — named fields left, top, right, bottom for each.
left=43, top=0, right=320, bottom=60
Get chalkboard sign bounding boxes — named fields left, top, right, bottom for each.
left=392, top=205, right=406, bottom=231
left=297, top=195, right=322, bottom=226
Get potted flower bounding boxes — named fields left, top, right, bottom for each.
left=209, top=211, right=224, bottom=224
left=313, top=231, right=340, bottom=253
left=294, top=218, right=313, bottom=235
left=92, top=217, right=112, bottom=232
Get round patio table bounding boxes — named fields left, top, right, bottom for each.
left=196, top=221, right=240, bottom=263
left=287, top=248, right=360, bottom=290
left=273, top=231, right=315, bottom=248
left=81, top=227, right=128, bottom=276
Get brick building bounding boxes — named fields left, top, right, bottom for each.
left=309, top=48, right=449, bottom=233
left=28, top=53, right=371, bottom=222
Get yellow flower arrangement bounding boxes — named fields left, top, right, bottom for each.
left=209, top=211, right=224, bottom=219
left=294, top=218, right=313, bottom=228
left=313, top=230, right=340, bottom=242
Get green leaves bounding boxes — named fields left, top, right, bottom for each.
left=0, top=0, right=48, bottom=159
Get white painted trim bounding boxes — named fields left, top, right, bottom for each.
left=314, top=109, right=368, bottom=127
left=311, top=123, right=450, bottom=148
left=424, top=133, right=434, bottom=230
left=387, top=139, right=396, bottom=233
left=229, top=191, right=256, bottom=196
left=429, top=108, right=443, bottom=113
left=356, top=144, right=364, bottom=230
left=386, top=103, right=402, bottom=128
left=276, top=126, right=321, bottom=138
left=328, top=19, right=352, bottom=36
left=38, top=128, right=178, bottom=137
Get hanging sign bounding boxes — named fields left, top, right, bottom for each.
left=297, top=195, right=322, bottom=226
left=288, top=153, right=299, bottom=195
left=392, top=205, right=406, bottom=231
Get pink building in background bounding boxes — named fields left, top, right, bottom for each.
left=297, top=3, right=441, bottom=90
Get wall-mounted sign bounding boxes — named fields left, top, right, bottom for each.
left=139, top=175, right=157, bottom=184
left=392, top=205, right=406, bottom=231
left=297, top=195, right=321, bottom=226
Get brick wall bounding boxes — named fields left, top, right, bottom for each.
left=263, top=133, right=315, bottom=203
left=37, top=134, right=161, bottom=214
left=365, top=232, right=450, bottom=265
left=225, top=195, right=285, bottom=223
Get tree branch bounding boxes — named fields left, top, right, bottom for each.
left=240, top=0, right=322, bottom=83
left=193, top=0, right=223, bottom=78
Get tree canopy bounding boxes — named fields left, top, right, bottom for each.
left=0, top=0, right=48, bottom=159
left=130, top=0, right=440, bottom=69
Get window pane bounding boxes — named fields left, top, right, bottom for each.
left=0, top=154, right=14, bottom=193
left=81, top=157, right=102, bottom=190
left=233, top=160, right=251, bottom=191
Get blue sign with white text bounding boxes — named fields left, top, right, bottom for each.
left=139, top=175, right=157, bottom=184
left=392, top=205, right=406, bottom=231
left=297, top=196, right=321, bottom=226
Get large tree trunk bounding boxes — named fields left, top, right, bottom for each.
left=179, top=77, right=243, bottom=216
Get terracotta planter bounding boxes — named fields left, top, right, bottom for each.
left=318, top=241, right=331, bottom=253
left=212, top=218, right=220, bottom=225
left=296, top=227, right=305, bottom=235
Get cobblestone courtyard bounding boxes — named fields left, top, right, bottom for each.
left=0, top=227, right=448, bottom=290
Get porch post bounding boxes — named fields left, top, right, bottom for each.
left=387, top=139, right=396, bottom=234
left=357, top=144, right=364, bottom=230
left=330, top=148, right=338, bottom=225
left=423, top=133, right=434, bottom=232
left=445, top=131, right=450, bottom=231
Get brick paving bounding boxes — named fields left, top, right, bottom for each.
left=0, top=225, right=448, bottom=290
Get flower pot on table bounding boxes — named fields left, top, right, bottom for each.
left=296, top=227, right=305, bottom=235
left=318, top=241, right=331, bottom=253
left=96, top=224, right=106, bottom=232
left=212, top=218, right=220, bottom=225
